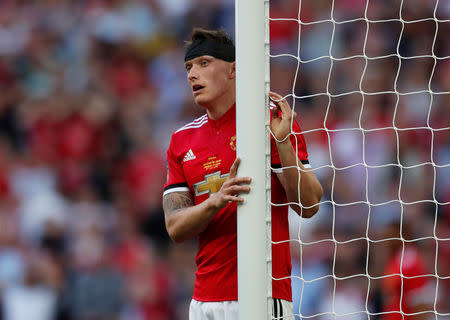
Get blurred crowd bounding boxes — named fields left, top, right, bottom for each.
left=0, top=0, right=448, bottom=319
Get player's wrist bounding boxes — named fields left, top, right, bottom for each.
left=275, top=138, right=292, bottom=148
left=205, top=195, right=225, bottom=213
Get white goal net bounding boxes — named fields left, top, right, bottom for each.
left=268, top=0, right=450, bottom=319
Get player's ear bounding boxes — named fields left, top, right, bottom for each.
left=229, top=61, right=236, bottom=79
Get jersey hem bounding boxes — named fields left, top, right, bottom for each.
left=192, top=294, right=292, bottom=303
left=193, top=296, right=238, bottom=302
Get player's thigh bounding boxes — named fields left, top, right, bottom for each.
left=189, top=299, right=238, bottom=320
left=272, top=298, right=294, bottom=320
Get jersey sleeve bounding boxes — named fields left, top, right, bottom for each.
left=163, top=134, right=190, bottom=196
left=271, top=119, right=310, bottom=174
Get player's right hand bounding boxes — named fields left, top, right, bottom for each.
left=208, top=157, right=252, bottom=210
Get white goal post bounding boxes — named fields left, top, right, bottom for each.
left=236, top=0, right=271, bottom=319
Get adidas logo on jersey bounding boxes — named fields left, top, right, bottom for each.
left=183, top=149, right=196, bottom=162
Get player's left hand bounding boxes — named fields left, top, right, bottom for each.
left=269, top=91, right=297, bottom=142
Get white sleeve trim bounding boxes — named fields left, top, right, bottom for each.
left=272, top=163, right=312, bottom=174
left=273, top=167, right=283, bottom=174
left=163, top=187, right=191, bottom=196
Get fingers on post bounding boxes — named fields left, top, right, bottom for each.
left=221, top=177, right=251, bottom=205
left=227, top=184, right=251, bottom=195
left=269, top=92, right=280, bottom=114
left=269, top=91, right=284, bottom=105
left=222, top=158, right=252, bottom=204
left=270, top=105, right=280, bottom=120
left=226, top=176, right=251, bottom=186
left=269, top=91, right=291, bottom=118
left=225, top=195, right=244, bottom=203
left=229, top=157, right=240, bottom=178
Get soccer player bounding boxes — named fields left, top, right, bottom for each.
left=162, top=28, right=323, bottom=319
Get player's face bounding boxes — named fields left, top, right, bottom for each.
left=185, top=55, right=235, bottom=108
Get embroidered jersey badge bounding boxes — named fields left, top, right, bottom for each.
left=183, top=149, right=196, bottom=162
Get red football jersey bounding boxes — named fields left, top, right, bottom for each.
left=164, top=104, right=309, bottom=301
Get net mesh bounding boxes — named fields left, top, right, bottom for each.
left=269, top=0, right=450, bottom=319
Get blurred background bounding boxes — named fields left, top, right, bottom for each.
left=0, top=0, right=448, bottom=319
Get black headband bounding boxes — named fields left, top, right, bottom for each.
left=184, top=39, right=235, bottom=62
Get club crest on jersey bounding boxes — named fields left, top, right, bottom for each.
left=229, top=135, right=236, bottom=151
left=194, top=171, right=229, bottom=196
left=183, top=149, right=196, bottom=162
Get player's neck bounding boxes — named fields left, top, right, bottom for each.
left=205, top=93, right=236, bottom=121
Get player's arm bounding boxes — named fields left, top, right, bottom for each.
left=163, top=191, right=217, bottom=243
left=275, top=139, right=322, bottom=218
left=163, top=158, right=251, bottom=243
left=269, top=91, right=323, bottom=218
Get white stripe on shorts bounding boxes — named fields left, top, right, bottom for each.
left=272, top=298, right=294, bottom=320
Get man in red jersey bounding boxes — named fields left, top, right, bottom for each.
left=162, top=28, right=323, bottom=319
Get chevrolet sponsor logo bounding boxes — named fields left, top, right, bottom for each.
left=194, top=171, right=229, bottom=196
